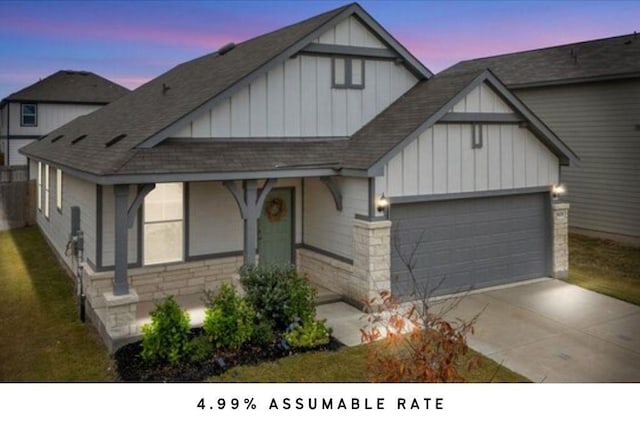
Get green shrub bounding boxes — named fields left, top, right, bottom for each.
left=251, top=319, right=275, bottom=348
left=187, top=335, right=214, bottom=364
left=240, top=264, right=317, bottom=331
left=284, top=319, right=332, bottom=349
left=203, top=283, right=254, bottom=350
left=141, top=296, right=191, bottom=365
left=286, top=274, right=317, bottom=324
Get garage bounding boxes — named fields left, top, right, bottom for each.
left=390, top=192, right=551, bottom=298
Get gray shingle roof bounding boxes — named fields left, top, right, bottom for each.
left=20, top=4, right=353, bottom=176
left=116, top=138, right=348, bottom=175
left=20, top=3, right=577, bottom=181
left=446, top=33, right=640, bottom=88
left=2, top=70, right=129, bottom=105
left=85, top=70, right=491, bottom=177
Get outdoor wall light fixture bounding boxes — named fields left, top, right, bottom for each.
left=552, top=184, right=566, bottom=200
left=377, top=193, right=389, bottom=212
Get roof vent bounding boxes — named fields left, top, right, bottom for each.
left=569, top=48, right=578, bottom=64
left=218, top=42, right=236, bottom=55
left=51, top=135, right=64, bottom=143
left=105, top=133, right=127, bottom=147
left=70, top=134, right=87, bottom=145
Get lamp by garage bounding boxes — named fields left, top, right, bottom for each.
left=377, top=193, right=389, bottom=213
left=552, top=184, right=566, bottom=200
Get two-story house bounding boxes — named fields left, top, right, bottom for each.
left=0, top=70, right=129, bottom=166
left=20, top=3, right=576, bottom=351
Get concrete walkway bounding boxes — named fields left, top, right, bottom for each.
left=317, top=279, right=640, bottom=382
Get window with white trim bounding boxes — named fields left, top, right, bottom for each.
left=143, top=183, right=184, bottom=265
left=44, top=164, right=50, bottom=218
left=21, top=103, right=37, bottom=127
left=37, top=162, right=42, bottom=211
left=56, top=169, right=62, bottom=212
left=332, top=57, right=365, bottom=89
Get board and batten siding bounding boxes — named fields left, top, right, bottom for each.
left=7, top=139, right=34, bottom=165
left=450, top=83, right=513, bottom=113
left=376, top=124, right=559, bottom=198
left=35, top=168, right=97, bottom=270
left=188, top=179, right=302, bottom=257
left=172, top=55, right=417, bottom=138
left=303, top=177, right=368, bottom=260
left=314, top=15, right=386, bottom=48
left=515, top=79, right=640, bottom=238
left=7, top=102, right=101, bottom=136
left=0, top=106, right=7, bottom=158
left=5, top=102, right=101, bottom=165
left=376, top=84, right=559, bottom=198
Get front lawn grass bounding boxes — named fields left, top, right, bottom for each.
left=568, top=233, right=640, bottom=306
left=209, top=343, right=528, bottom=383
left=0, top=227, right=114, bottom=381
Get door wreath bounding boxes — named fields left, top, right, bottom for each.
left=265, top=197, right=287, bottom=222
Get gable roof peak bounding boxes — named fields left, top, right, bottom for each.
left=20, top=2, right=431, bottom=178
left=2, top=69, right=129, bottom=106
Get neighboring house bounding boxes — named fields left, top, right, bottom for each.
left=20, top=3, right=576, bottom=350
left=446, top=34, right=640, bottom=244
left=0, top=70, right=129, bottom=166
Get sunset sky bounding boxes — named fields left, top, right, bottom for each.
left=0, top=0, right=637, bottom=97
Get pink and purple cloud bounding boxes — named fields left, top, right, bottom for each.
left=0, top=0, right=637, bottom=97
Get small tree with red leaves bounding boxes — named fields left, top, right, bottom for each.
left=361, top=228, right=483, bottom=382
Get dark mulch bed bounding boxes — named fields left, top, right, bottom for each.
left=114, top=328, right=343, bottom=382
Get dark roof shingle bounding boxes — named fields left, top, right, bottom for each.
left=2, top=70, right=129, bottom=105
left=20, top=4, right=352, bottom=176
left=116, top=138, right=348, bottom=176
left=446, top=33, right=640, bottom=88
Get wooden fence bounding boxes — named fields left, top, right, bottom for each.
left=0, top=166, right=35, bottom=231
left=0, top=165, right=28, bottom=183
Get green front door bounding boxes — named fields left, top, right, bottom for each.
left=258, top=188, right=293, bottom=266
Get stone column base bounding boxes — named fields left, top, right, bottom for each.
left=352, top=219, right=392, bottom=305
left=552, top=202, right=570, bottom=279
left=100, top=290, right=139, bottom=352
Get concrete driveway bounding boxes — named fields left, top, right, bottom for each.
left=439, top=278, right=640, bottom=382
left=318, top=278, right=640, bottom=382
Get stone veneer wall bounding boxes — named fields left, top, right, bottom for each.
left=297, top=219, right=392, bottom=307
left=352, top=219, right=391, bottom=304
left=296, top=248, right=354, bottom=301
left=552, top=202, right=570, bottom=279
left=83, top=255, right=243, bottom=351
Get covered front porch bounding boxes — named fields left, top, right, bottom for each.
left=82, top=175, right=392, bottom=351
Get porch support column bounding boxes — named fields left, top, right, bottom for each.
left=244, top=180, right=259, bottom=266
left=224, top=179, right=277, bottom=266
left=127, top=183, right=155, bottom=227
left=113, top=184, right=130, bottom=295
